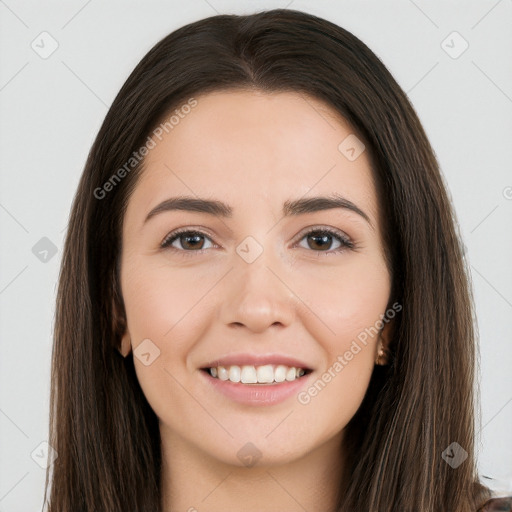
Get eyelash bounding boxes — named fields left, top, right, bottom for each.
left=160, top=226, right=355, bottom=257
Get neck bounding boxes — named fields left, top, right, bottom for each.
left=159, top=426, right=345, bottom=512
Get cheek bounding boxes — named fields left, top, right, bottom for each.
left=121, top=256, right=215, bottom=343
left=292, top=252, right=391, bottom=339
left=120, top=258, right=217, bottom=421
left=291, top=255, right=390, bottom=426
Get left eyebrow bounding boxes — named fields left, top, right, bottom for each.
left=282, top=194, right=373, bottom=230
left=144, top=193, right=373, bottom=230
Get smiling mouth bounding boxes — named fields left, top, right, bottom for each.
left=200, top=364, right=313, bottom=385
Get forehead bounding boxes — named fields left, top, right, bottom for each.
left=128, top=89, right=379, bottom=225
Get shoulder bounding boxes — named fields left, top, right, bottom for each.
left=477, top=496, right=512, bottom=511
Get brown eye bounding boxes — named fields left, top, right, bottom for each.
left=306, top=232, right=334, bottom=251
left=297, top=228, right=354, bottom=253
left=161, top=230, right=213, bottom=251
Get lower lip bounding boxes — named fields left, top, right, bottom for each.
left=199, top=369, right=313, bottom=406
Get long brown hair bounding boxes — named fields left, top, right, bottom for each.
left=44, top=8, right=492, bottom=511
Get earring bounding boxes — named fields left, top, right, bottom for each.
left=375, top=340, right=390, bottom=365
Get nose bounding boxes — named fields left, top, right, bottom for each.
left=218, top=249, right=297, bottom=334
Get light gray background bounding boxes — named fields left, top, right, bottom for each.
left=1, top=1, right=511, bottom=510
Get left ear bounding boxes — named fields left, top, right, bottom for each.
left=379, top=316, right=394, bottom=351
left=375, top=316, right=394, bottom=365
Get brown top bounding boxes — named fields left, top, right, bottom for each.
left=477, top=496, right=512, bottom=511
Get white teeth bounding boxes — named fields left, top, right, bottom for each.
left=217, top=367, right=229, bottom=381
left=256, top=364, right=274, bottom=383
left=274, top=365, right=287, bottom=382
left=208, top=364, right=307, bottom=384
left=229, top=366, right=241, bottom=383
left=286, top=367, right=296, bottom=381
left=241, top=365, right=257, bottom=383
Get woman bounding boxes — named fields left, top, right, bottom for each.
left=43, top=8, right=509, bottom=511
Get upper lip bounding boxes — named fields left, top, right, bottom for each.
left=200, top=353, right=313, bottom=371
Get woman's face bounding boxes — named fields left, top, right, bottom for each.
left=118, top=90, right=392, bottom=467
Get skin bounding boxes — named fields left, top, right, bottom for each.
left=117, top=90, right=393, bottom=512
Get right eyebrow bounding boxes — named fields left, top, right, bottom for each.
left=144, top=196, right=232, bottom=223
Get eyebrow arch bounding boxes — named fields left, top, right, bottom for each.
left=144, top=193, right=373, bottom=229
